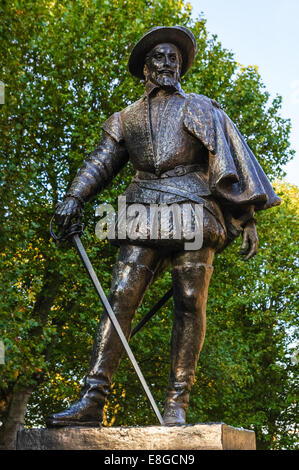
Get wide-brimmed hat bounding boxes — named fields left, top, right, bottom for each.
left=128, top=26, right=197, bottom=80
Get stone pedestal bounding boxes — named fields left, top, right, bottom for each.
left=17, top=423, right=256, bottom=450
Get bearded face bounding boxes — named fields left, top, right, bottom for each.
left=143, top=43, right=181, bottom=89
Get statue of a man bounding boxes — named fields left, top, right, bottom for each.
left=47, top=26, right=280, bottom=427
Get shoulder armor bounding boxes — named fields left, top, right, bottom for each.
left=101, top=112, right=123, bottom=143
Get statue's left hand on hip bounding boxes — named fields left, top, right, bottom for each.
left=239, top=220, right=259, bottom=261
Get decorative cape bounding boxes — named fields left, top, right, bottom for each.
left=183, top=93, right=281, bottom=214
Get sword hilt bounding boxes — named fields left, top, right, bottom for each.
left=50, top=216, right=84, bottom=242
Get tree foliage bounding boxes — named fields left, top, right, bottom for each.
left=0, top=0, right=297, bottom=450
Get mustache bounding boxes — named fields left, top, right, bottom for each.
left=156, top=68, right=175, bottom=75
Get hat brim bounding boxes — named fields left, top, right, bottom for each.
left=128, top=26, right=197, bottom=80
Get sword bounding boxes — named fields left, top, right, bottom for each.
left=50, top=218, right=164, bottom=426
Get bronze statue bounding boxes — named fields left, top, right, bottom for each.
left=46, top=26, right=280, bottom=427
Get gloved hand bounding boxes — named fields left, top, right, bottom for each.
left=54, top=196, right=83, bottom=229
left=239, top=220, right=259, bottom=261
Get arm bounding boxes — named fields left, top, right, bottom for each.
left=55, top=131, right=128, bottom=228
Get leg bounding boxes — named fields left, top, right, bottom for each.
left=163, top=247, right=214, bottom=425
left=82, top=244, right=162, bottom=399
left=46, top=244, right=161, bottom=427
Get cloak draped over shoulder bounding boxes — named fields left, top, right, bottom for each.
left=183, top=94, right=281, bottom=213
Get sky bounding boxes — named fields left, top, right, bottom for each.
left=189, top=0, right=299, bottom=186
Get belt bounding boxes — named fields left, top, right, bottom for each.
left=135, top=181, right=226, bottom=232
left=135, top=164, right=202, bottom=180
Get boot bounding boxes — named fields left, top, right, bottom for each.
left=45, top=397, right=104, bottom=428
left=46, top=374, right=109, bottom=427
left=163, top=381, right=190, bottom=425
left=45, top=310, right=122, bottom=428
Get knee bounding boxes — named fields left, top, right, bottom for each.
left=172, top=263, right=213, bottom=316
left=174, top=286, right=200, bottom=314
left=109, top=281, right=139, bottom=313
left=108, top=261, right=153, bottom=311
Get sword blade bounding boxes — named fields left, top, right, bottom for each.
left=131, top=288, right=173, bottom=338
left=72, top=234, right=164, bottom=426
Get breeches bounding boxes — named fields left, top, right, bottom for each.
left=111, top=200, right=227, bottom=252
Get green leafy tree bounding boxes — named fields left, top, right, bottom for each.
left=0, top=0, right=296, bottom=450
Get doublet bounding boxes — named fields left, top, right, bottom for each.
left=102, top=88, right=213, bottom=206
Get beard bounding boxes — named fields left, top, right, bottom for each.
left=155, top=73, right=178, bottom=89
left=147, top=68, right=180, bottom=90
